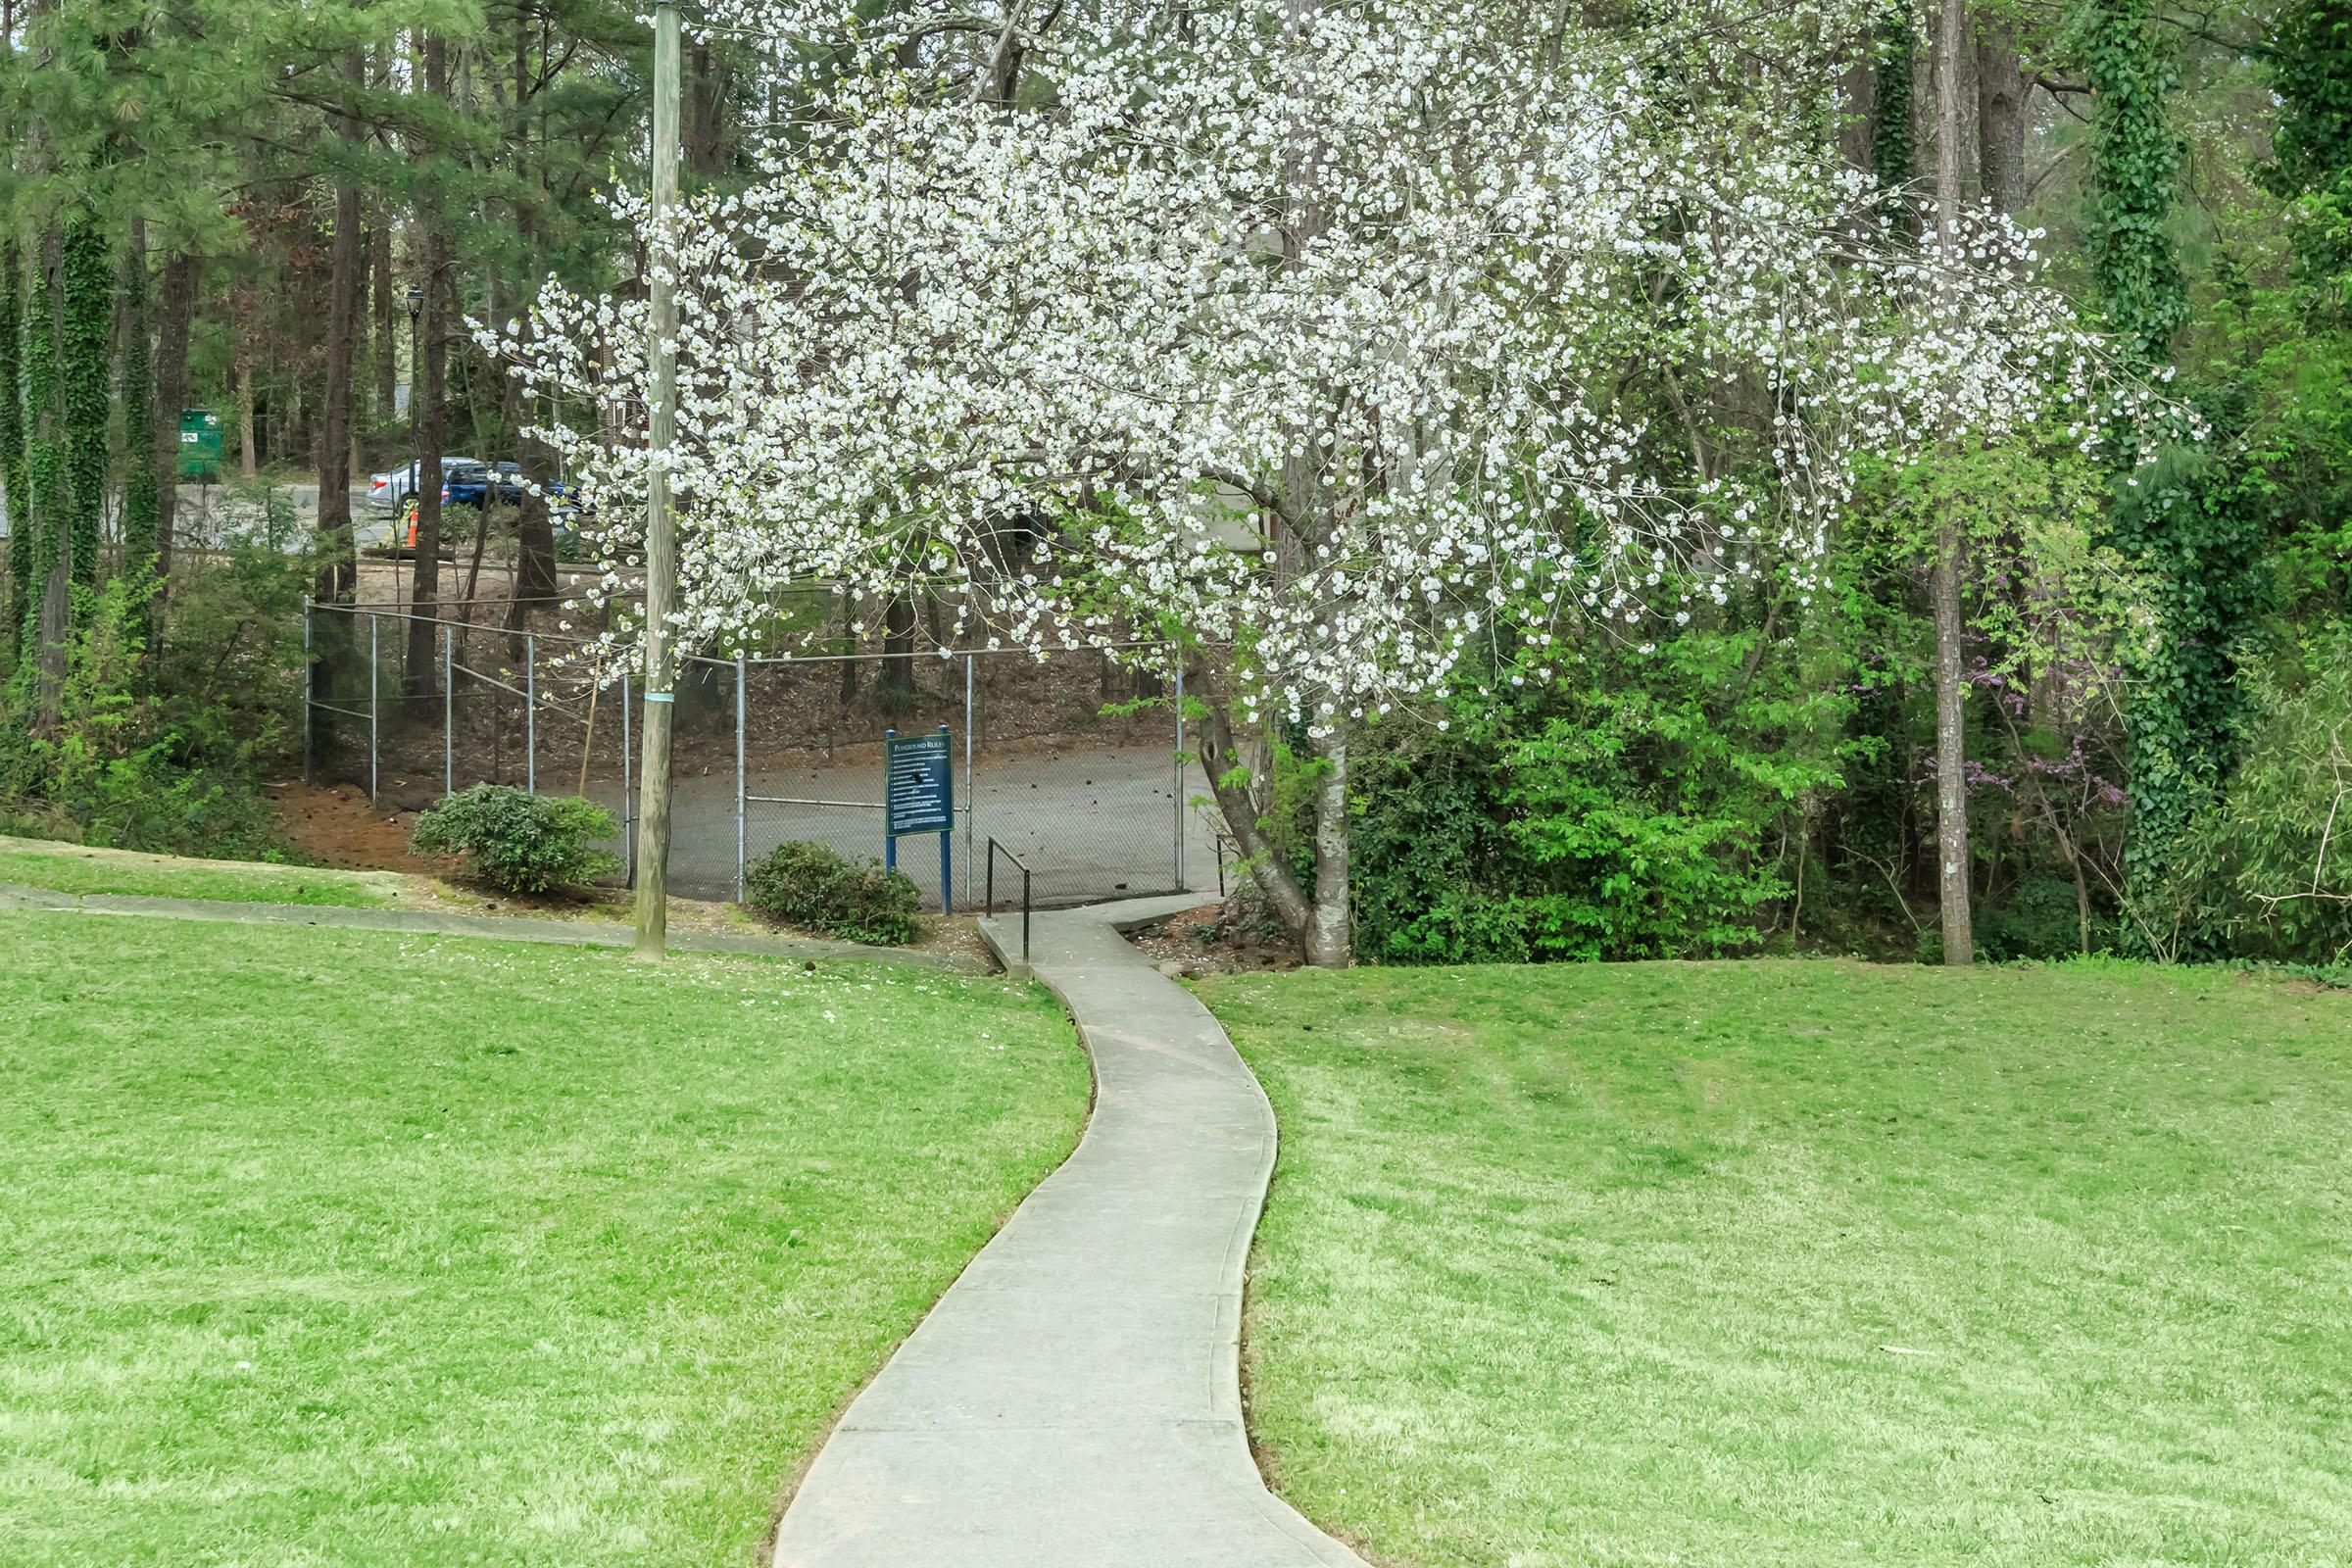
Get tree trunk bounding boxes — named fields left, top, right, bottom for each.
left=879, top=591, right=916, bottom=702
left=235, top=345, right=257, bottom=477
left=119, top=219, right=160, bottom=594
left=1976, top=16, right=2029, bottom=218
left=151, top=250, right=196, bottom=585
left=1191, top=668, right=1315, bottom=944
left=28, top=226, right=69, bottom=721
left=838, top=592, right=860, bottom=710
left=1303, top=726, right=1351, bottom=966
left=685, top=40, right=731, bottom=176
left=1931, top=0, right=1974, bottom=964
left=404, top=32, right=448, bottom=705
left=1, top=237, right=25, bottom=647
left=317, top=48, right=365, bottom=610
left=1838, top=48, right=1877, bottom=172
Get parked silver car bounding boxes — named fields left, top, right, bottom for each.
left=366, top=456, right=479, bottom=511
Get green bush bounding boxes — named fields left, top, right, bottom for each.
left=1351, top=630, right=1851, bottom=964
left=743, top=839, right=922, bottom=945
left=409, top=785, right=620, bottom=895
left=2161, top=648, right=2352, bottom=965
left=1, top=576, right=285, bottom=858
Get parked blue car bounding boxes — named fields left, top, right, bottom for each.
left=438, top=462, right=588, bottom=519
left=440, top=462, right=526, bottom=510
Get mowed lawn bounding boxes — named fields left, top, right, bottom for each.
left=0, top=835, right=400, bottom=906
left=0, top=911, right=1086, bottom=1565
left=1206, top=959, right=2352, bottom=1568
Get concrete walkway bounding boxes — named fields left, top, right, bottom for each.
left=769, top=895, right=1366, bottom=1568
left=0, top=882, right=979, bottom=970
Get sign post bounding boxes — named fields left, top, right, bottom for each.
left=885, top=724, right=956, bottom=914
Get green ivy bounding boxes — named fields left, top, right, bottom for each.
left=18, top=237, right=63, bottom=671
left=2076, top=0, right=2265, bottom=942
left=2103, top=432, right=2272, bottom=919
left=120, top=242, right=160, bottom=594
left=59, top=212, right=112, bottom=608
left=0, top=240, right=24, bottom=655
left=2076, top=0, right=2188, bottom=364
left=1870, top=4, right=1916, bottom=233
left=2263, top=0, right=2352, bottom=315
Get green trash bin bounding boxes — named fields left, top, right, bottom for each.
left=176, top=409, right=223, bottom=480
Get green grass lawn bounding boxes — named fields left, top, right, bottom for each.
left=1206, top=958, right=2352, bottom=1568
left=0, top=835, right=399, bottom=906
left=0, top=910, right=1086, bottom=1566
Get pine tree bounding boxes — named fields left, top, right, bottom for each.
left=0, top=239, right=24, bottom=652
left=121, top=225, right=161, bottom=588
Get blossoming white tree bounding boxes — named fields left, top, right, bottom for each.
left=495, top=0, right=2152, bottom=964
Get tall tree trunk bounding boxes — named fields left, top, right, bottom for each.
left=504, top=26, right=559, bottom=615
left=1976, top=16, right=2029, bottom=218
left=151, top=250, right=196, bottom=587
left=371, top=217, right=395, bottom=428
left=404, top=32, right=449, bottom=705
left=120, top=219, right=160, bottom=595
left=879, top=591, right=916, bottom=703
left=30, top=225, right=70, bottom=721
left=685, top=40, right=731, bottom=176
left=1303, top=727, right=1351, bottom=967
left=1930, top=0, right=1975, bottom=964
left=1838, top=45, right=1877, bottom=172
left=1, top=237, right=25, bottom=647
left=1191, top=666, right=1315, bottom=943
left=318, top=48, right=365, bottom=611
left=1873, top=5, right=1920, bottom=234
left=235, top=341, right=257, bottom=478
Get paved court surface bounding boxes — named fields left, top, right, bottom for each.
left=767, top=895, right=1367, bottom=1568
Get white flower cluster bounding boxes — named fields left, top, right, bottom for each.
left=495, top=0, right=2158, bottom=726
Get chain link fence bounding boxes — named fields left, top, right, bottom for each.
left=304, top=601, right=1215, bottom=910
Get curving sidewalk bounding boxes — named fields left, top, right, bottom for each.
left=768, top=895, right=1366, bottom=1568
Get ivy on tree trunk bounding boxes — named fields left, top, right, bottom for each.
left=0, top=238, right=24, bottom=651
left=121, top=222, right=161, bottom=591
left=60, top=211, right=111, bottom=605
left=2079, top=0, right=2266, bottom=943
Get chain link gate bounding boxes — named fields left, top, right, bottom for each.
left=305, top=603, right=1216, bottom=911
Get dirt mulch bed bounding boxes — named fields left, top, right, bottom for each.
left=1128, top=901, right=1301, bottom=977
left=268, top=780, right=435, bottom=872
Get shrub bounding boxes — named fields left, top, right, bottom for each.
left=0, top=577, right=285, bottom=858
left=743, top=839, right=922, bottom=945
left=1350, top=631, right=1851, bottom=964
left=410, top=785, right=620, bottom=894
left=2161, top=648, right=2352, bottom=965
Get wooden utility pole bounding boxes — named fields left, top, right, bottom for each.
left=634, top=0, right=683, bottom=956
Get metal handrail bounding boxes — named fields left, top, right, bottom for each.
left=985, top=837, right=1032, bottom=965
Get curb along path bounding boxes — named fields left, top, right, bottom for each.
left=769, top=894, right=1368, bottom=1567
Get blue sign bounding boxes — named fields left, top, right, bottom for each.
left=886, top=728, right=955, bottom=837
left=884, top=726, right=956, bottom=916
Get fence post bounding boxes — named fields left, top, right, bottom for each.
left=301, top=596, right=314, bottom=787
left=368, top=611, right=379, bottom=804
left=963, top=653, right=975, bottom=907
left=938, top=721, right=953, bottom=916
left=622, top=669, right=636, bottom=887
left=735, top=652, right=748, bottom=903
left=1172, top=656, right=1186, bottom=891
left=524, top=632, right=537, bottom=794
left=443, top=622, right=454, bottom=800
